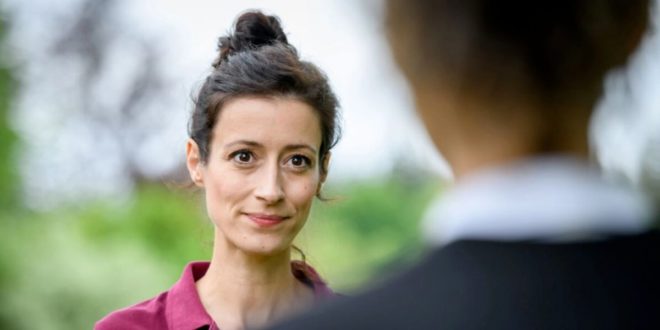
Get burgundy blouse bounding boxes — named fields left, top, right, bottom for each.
left=95, top=261, right=335, bottom=330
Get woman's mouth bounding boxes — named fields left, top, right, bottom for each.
left=245, top=213, right=290, bottom=227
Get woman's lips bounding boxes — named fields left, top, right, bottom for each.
left=246, top=213, right=290, bottom=227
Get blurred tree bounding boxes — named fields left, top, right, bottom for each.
left=0, top=8, right=19, bottom=211
left=7, top=0, right=186, bottom=208
left=51, top=0, right=168, bottom=183
left=0, top=5, right=21, bottom=329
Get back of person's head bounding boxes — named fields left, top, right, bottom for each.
left=190, top=10, right=340, bottom=177
left=385, top=0, right=651, bottom=169
left=386, top=0, right=650, bottom=110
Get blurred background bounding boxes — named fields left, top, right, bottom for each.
left=0, top=0, right=659, bottom=329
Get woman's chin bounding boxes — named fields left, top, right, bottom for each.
left=236, top=238, right=293, bottom=257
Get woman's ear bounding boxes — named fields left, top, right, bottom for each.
left=186, top=139, right=205, bottom=187
left=318, top=152, right=331, bottom=194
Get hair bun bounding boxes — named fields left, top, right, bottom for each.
left=213, top=11, right=288, bottom=68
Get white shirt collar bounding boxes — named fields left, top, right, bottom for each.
left=423, top=157, right=655, bottom=246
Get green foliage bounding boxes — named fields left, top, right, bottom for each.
left=0, top=185, right=213, bottom=329
left=0, top=10, right=20, bottom=211
left=0, top=11, right=21, bottom=329
left=0, top=213, right=172, bottom=329
left=77, top=185, right=213, bottom=267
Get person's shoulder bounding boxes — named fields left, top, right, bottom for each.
left=269, top=233, right=660, bottom=329
left=94, top=291, right=170, bottom=330
left=270, top=251, right=449, bottom=329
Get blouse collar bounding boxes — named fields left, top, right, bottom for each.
left=167, top=261, right=334, bottom=329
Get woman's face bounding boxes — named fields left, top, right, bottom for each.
left=187, top=96, right=324, bottom=256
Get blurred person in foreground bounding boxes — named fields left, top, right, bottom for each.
left=96, top=10, right=341, bottom=330
left=270, top=0, right=660, bottom=329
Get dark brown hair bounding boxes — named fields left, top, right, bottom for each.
left=386, top=0, right=650, bottom=107
left=189, top=10, right=341, bottom=177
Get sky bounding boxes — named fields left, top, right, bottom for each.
left=2, top=0, right=659, bottom=207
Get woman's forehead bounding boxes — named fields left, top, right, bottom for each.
left=213, top=97, right=322, bottom=148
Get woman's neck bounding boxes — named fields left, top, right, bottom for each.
left=195, top=232, right=313, bottom=330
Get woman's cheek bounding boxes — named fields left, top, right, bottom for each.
left=204, top=168, right=245, bottom=224
left=290, top=177, right=319, bottom=208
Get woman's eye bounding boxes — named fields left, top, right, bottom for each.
left=289, top=155, right=311, bottom=168
left=231, top=150, right=253, bottom=164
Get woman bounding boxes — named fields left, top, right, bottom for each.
left=96, top=10, right=340, bottom=330
left=269, top=0, right=660, bottom=329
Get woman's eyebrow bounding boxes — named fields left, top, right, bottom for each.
left=224, top=140, right=262, bottom=149
left=223, top=141, right=316, bottom=154
left=283, top=144, right=318, bottom=154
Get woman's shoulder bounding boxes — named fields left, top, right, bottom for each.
left=94, top=291, right=170, bottom=330
left=95, top=262, right=214, bottom=329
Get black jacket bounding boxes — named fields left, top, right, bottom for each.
left=270, top=231, right=660, bottom=329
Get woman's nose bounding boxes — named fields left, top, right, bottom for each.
left=254, top=163, right=285, bottom=204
